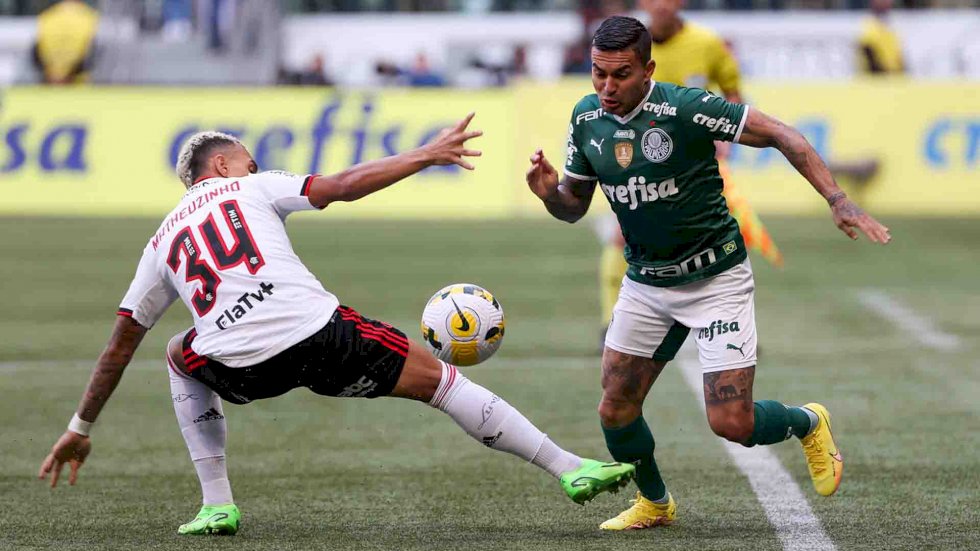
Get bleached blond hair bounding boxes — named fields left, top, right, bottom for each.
left=175, top=131, right=242, bottom=188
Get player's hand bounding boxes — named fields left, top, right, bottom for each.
left=39, top=431, right=91, bottom=488
left=831, top=198, right=891, bottom=244
left=526, top=149, right=560, bottom=201
left=714, top=140, right=731, bottom=161
left=423, top=112, right=483, bottom=170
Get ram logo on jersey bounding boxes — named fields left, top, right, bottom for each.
left=576, top=108, right=604, bottom=125
left=638, top=248, right=718, bottom=279
left=600, top=176, right=678, bottom=210
left=692, top=113, right=738, bottom=136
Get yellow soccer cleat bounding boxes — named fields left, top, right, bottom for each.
left=800, top=403, right=843, bottom=496
left=599, top=491, right=676, bottom=531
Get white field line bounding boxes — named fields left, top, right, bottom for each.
left=857, top=289, right=961, bottom=352
left=677, top=347, right=837, bottom=551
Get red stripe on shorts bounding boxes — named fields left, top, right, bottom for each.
left=357, top=326, right=409, bottom=355
left=356, top=322, right=408, bottom=348
left=359, top=333, right=408, bottom=357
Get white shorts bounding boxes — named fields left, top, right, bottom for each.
left=605, top=260, right=757, bottom=373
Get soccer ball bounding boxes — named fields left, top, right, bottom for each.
left=420, top=283, right=505, bottom=366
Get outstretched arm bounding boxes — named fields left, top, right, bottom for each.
left=737, top=108, right=891, bottom=244
left=39, top=316, right=148, bottom=487
left=306, top=113, right=482, bottom=208
left=526, top=149, right=596, bottom=223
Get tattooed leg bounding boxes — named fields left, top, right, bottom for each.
left=598, top=348, right=669, bottom=501
left=704, top=366, right=815, bottom=446
left=598, top=348, right=664, bottom=429
left=704, top=367, right=756, bottom=443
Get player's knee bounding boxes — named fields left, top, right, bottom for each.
left=598, top=397, right=640, bottom=429
left=707, top=413, right=753, bottom=443
left=388, top=341, right=443, bottom=402
left=167, top=333, right=188, bottom=375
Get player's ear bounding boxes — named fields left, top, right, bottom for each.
left=213, top=153, right=229, bottom=178
left=645, top=59, right=656, bottom=79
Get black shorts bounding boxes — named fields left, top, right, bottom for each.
left=183, top=305, right=409, bottom=405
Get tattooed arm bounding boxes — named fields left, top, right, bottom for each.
left=526, top=149, right=597, bottom=224
left=39, top=316, right=148, bottom=487
left=736, top=108, right=891, bottom=244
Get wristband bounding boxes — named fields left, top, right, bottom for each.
left=827, top=191, right=847, bottom=207
left=68, top=413, right=93, bottom=437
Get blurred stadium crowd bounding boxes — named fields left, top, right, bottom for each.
left=0, top=0, right=976, bottom=88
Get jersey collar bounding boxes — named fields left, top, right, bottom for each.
left=185, top=176, right=218, bottom=195
left=611, top=82, right=656, bottom=125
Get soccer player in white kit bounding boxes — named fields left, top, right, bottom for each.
left=38, top=115, right=635, bottom=535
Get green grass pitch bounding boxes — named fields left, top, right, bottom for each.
left=1, top=215, right=978, bottom=550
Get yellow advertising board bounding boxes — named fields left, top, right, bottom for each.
left=1, top=81, right=977, bottom=217
left=513, top=79, right=980, bottom=216
left=0, top=87, right=514, bottom=217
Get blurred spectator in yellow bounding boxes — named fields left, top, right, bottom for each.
left=643, top=0, right=742, bottom=99
left=858, top=0, right=905, bottom=75
left=31, top=0, right=99, bottom=85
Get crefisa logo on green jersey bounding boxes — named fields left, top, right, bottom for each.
left=697, top=319, right=741, bottom=342
left=692, top=113, right=738, bottom=136
left=600, top=176, right=678, bottom=210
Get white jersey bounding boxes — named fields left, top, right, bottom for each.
left=118, top=171, right=339, bottom=367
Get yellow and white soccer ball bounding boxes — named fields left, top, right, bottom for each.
left=420, top=283, right=505, bottom=366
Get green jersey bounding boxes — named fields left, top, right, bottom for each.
left=566, top=82, right=748, bottom=287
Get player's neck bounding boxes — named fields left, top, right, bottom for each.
left=650, top=17, right=683, bottom=44
left=618, top=81, right=652, bottom=116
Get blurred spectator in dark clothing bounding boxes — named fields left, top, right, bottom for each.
left=564, top=0, right=629, bottom=74
left=162, top=0, right=193, bottom=42
left=374, top=54, right=446, bottom=87
left=31, top=0, right=99, bottom=85
left=375, top=59, right=405, bottom=85
left=197, top=0, right=235, bottom=51
left=469, top=45, right=528, bottom=86
left=278, top=54, right=334, bottom=85
left=406, top=53, right=446, bottom=87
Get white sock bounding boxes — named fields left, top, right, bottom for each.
left=194, top=457, right=232, bottom=506
left=168, top=357, right=234, bottom=505
left=429, top=361, right=582, bottom=478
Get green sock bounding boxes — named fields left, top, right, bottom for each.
left=744, top=400, right=814, bottom=446
left=602, top=416, right=666, bottom=501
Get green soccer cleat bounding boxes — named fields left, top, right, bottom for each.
left=177, top=503, right=241, bottom=535
left=560, top=459, right=636, bottom=505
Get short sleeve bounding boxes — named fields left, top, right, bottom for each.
left=564, top=110, right=597, bottom=182
left=118, top=244, right=178, bottom=329
left=709, top=39, right=742, bottom=96
left=678, top=88, right=749, bottom=144
left=254, top=170, right=322, bottom=217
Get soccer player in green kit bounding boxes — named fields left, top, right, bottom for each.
left=526, top=16, right=891, bottom=530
